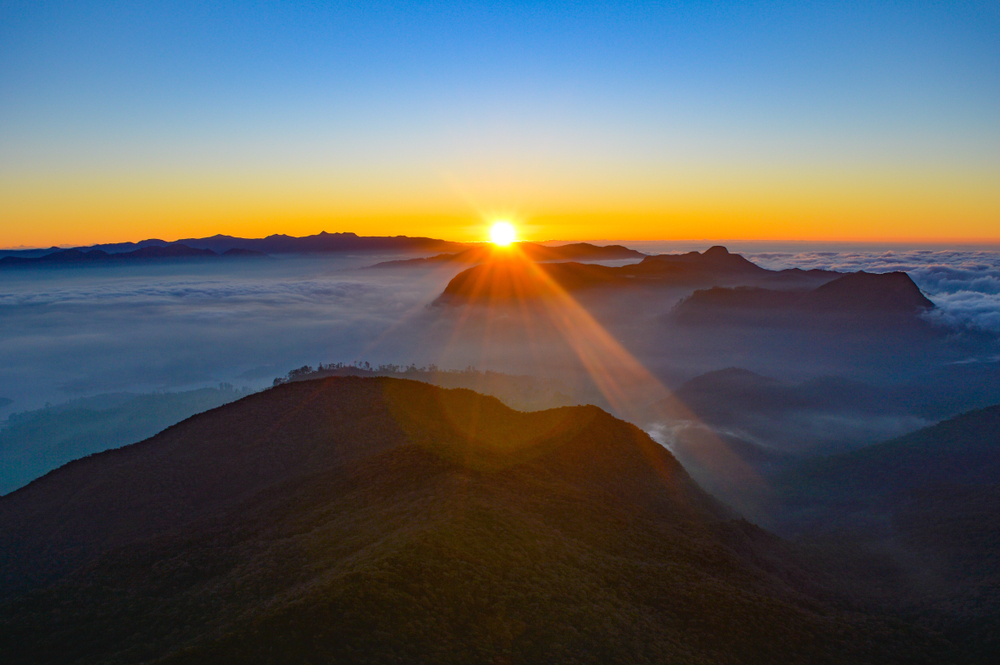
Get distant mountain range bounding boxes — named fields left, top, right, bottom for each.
left=0, top=231, right=469, bottom=260
left=434, top=246, right=934, bottom=323
left=0, top=377, right=948, bottom=663
left=0, top=243, right=267, bottom=267
left=369, top=242, right=645, bottom=268
left=435, top=245, right=841, bottom=303
left=0, top=233, right=648, bottom=270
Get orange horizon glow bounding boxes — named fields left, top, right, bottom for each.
left=5, top=225, right=1000, bottom=251
left=4, top=212, right=1000, bottom=250
left=2, top=161, right=999, bottom=249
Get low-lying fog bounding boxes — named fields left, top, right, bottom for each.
left=3, top=244, right=999, bottom=410
left=0, top=254, right=454, bottom=412
left=2, top=242, right=999, bottom=494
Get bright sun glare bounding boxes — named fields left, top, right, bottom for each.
left=490, top=221, right=517, bottom=246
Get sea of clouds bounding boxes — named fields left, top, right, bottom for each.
left=0, top=256, right=457, bottom=411
left=2, top=245, right=999, bottom=415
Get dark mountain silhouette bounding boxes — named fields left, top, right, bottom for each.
left=370, top=242, right=644, bottom=268
left=806, top=271, right=935, bottom=312
left=0, top=244, right=267, bottom=267
left=173, top=231, right=469, bottom=255
left=435, top=246, right=841, bottom=305
left=640, top=244, right=766, bottom=275
left=121, top=245, right=218, bottom=260
left=0, top=245, right=70, bottom=259
left=0, top=232, right=468, bottom=260
left=0, top=377, right=943, bottom=663
left=615, top=246, right=837, bottom=285
left=670, top=271, right=934, bottom=325
left=436, top=258, right=622, bottom=303
left=219, top=247, right=267, bottom=257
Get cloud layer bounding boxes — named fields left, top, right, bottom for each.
left=2, top=246, right=998, bottom=416
left=0, top=257, right=456, bottom=411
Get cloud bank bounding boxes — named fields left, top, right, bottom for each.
left=3, top=246, right=998, bottom=416
left=0, top=257, right=457, bottom=411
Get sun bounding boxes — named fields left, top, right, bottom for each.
left=490, top=221, right=517, bottom=246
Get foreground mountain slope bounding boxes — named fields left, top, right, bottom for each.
left=0, top=378, right=941, bottom=664
left=771, top=405, right=1000, bottom=661
left=775, top=404, right=1000, bottom=546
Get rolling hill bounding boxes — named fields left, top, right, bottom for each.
left=0, top=377, right=942, bottom=664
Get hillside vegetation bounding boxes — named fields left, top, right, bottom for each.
left=0, top=378, right=944, bottom=664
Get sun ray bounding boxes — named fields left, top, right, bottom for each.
left=430, top=248, right=768, bottom=496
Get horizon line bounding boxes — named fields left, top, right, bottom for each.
left=5, top=231, right=1000, bottom=253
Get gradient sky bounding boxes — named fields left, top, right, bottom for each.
left=2, top=1, right=998, bottom=247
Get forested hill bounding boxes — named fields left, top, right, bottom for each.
left=0, top=377, right=945, bottom=664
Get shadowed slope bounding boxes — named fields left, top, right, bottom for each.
left=0, top=378, right=942, bottom=664
left=768, top=405, right=1000, bottom=662
left=777, top=404, right=1000, bottom=531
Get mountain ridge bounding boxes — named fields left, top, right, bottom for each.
left=0, top=376, right=943, bottom=663
left=432, top=246, right=927, bottom=311
left=0, top=244, right=267, bottom=267
left=0, top=232, right=468, bottom=260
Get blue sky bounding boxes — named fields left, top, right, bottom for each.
left=2, top=1, right=998, bottom=244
